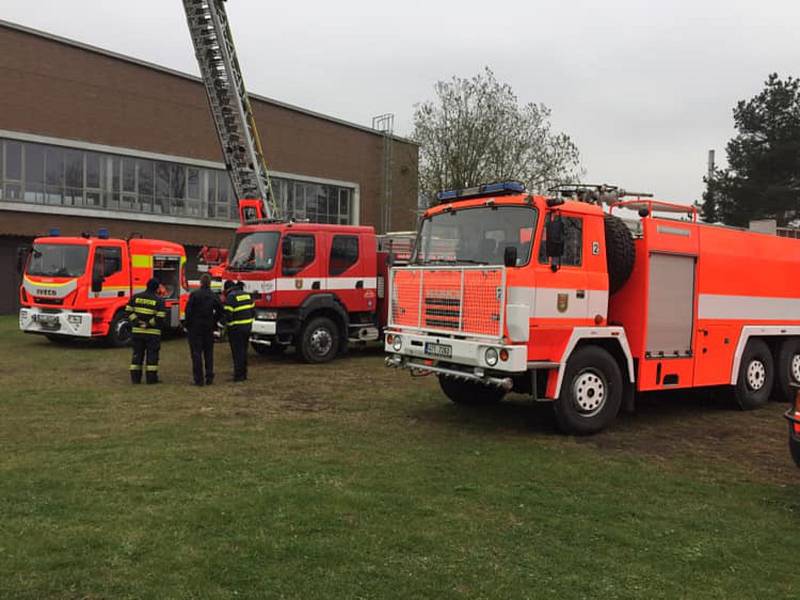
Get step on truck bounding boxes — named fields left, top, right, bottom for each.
left=384, top=181, right=800, bottom=434
left=19, top=229, right=188, bottom=346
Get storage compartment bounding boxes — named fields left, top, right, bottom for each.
left=153, top=255, right=181, bottom=300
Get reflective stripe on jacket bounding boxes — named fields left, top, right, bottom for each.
left=224, top=290, right=254, bottom=328
left=125, top=290, right=167, bottom=336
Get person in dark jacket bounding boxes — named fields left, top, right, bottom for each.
left=125, top=277, right=166, bottom=384
left=224, top=280, right=254, bottom=382
left=185, top=274, right=224, bottom=386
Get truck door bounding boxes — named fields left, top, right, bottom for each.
left=277, top=232, right=323, bottom=307
left=533, top=212, right=593, bottom=323
left=90, top=244, right=127, bottom=300
left=328, top=233, right=375, bottom=313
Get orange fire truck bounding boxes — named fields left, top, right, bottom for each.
left=385, top=182, right=800, bottom=434
left=19, top=229, right=188, bottom=346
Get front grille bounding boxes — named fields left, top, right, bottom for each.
left=35, top=297, right=63, bottom=306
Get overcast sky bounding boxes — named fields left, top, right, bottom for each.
left=3, top=0, right=799, bottom=204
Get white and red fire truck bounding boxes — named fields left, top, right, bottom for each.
left=384, top=181, right=800, bottom=434
left=19, top=229, right=188, bottom=346
left=180, top=1, right=398, bottom=362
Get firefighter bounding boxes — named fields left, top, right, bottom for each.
left=125, top=277, right=166, bottom=384
left=184, top=273, right=224, bottom=386
left=224, top=280, right=254, bottom=382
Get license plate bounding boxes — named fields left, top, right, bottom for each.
left=424, top=342, right=452, bottom=358
left=35, top=314, right=58, bottom=325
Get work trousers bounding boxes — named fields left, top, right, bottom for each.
left=188, top=328, right=215, bottom=385
left=130, top=334, right=161, bottom=384
left=228, top=326, right=251, bottom=381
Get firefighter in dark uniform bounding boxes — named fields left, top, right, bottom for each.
left=125, top=277, right=167, bottom=384
left=224, top=280, right=254, bottom=382
left=184, top=274, right=224, bottom=386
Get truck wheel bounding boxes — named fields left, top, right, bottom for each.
left=604, top=215, right=635, bottom=294
left=776, top=338, right=800, bottom=403
left=734, top=339, right=774, bottom=410
left=299, top=316, right=339, bottom=363
left=106, top=311, right=132, bottom=348
left=438, top=375, right=506, bottom=405
left=554, top=346, right=623, bottom=435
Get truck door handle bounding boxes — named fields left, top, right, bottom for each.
left=312, top=281, right=321, bottom=290
left=356, top=280, right=364, bottom=289
left=576, top=290, right=586, bottom=299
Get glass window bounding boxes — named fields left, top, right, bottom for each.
left=138, top=159, right=154, bottom=212
left=86, top=152, right=101, bottom=188
left=330, top=235, right=359, bottom=275
left=207, top=170, right=217, bottom=218
left=416, top=206, right=538, bottom=266
left=65, top=150, right=83, bottom=188
left=28, top=243, right=89, bottom=277
left=97, top=246, right=123, bottom=277
left=122, top=158, right=136, bottom=193
left=538, top=215, right=583, bottom=266
left=6, top=141, right=22, bottom=180
left=24, top=144, right=45, bottom=203
left=228, top=231, right=280, bottom=272
left=187, top=168, right=200, bottom=198
left=155, top=162, right=170, bottom=214
left=282, top=234, right=315, bottom=275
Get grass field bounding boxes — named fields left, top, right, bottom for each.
left=1, top=315, right=799, bottom=599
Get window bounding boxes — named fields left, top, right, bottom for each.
left=45, top=146, right=65, bottom=206
left=24, top=144, right=45, bottom=203
left=330, top=235, right=359, bottom=275
left=538, top=215, right=583, bottom=267
left=282, top=235, right=315, bottom=275
left=5, top=141, right=21, bottom=180
left=28, top=244, right=89, bottom=277
left=228, top=231, right=279, bottom=272
left=138, top=159, right=154, bottom=212
left=97, top=246, right=123, bottom=277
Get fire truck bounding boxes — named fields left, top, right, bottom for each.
left=19, top=229, right=188, bottom=346
left=180, top=0, right=395, bottom=362
left=384, top=181, right=800, bottom=434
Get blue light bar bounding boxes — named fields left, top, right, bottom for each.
left=435, top=181, right=526, bottom=203
left=49, top=228, right=60, bottom=237
left=98, top=228, right=110, bottom=239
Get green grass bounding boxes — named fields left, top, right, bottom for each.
left=1, top=316, right=799, bottom=599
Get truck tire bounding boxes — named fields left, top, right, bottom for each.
left=298, top=316, right=339, bottom=363
left=554, top=346, right=623, bottom=435
left=734, top=338, right=774, bottom=410
left=604, top=215, right=635, bottom=294
left=106, top=310, right=132, bottom=348
left=776, top=338, right=800, bottom=403
left=438, top=375, right=506, bottom=405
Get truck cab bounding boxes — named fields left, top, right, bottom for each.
left=19, top=230, right=188, bottom=345
left=221, top=221, right=386, bottom=362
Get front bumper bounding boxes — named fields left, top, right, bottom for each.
left=384, top=331, right=527, bottom=372
left=19, top=307, right=92, bottom=337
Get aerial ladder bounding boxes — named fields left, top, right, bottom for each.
left=181, top=0, right=278, bottom=223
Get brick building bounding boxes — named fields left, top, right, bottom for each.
left=0, top=19, right=418, bottom=314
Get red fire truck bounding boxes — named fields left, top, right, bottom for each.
left=385, top=182, right=800, bottom=434
left=19, top=229, right=188, bottom=346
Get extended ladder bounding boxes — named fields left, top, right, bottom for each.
left=182, top=0, right=279, bottom=220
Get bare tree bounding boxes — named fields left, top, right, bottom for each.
left=412, top=67, right=582, bottom=202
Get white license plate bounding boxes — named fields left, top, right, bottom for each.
left=35, top=314, right=58, bottom=325
left=424, top=342, right=452, bottom=358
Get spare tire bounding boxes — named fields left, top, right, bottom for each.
left=604, top=215, right=635, bottom=294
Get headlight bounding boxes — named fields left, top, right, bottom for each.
left=485, top=347, right=499, bottom=366
left=256, top=310, right=278, bottom=321
left=67, top=314, right=82, bottom=324
left=392, top=335, right=403, bottom=351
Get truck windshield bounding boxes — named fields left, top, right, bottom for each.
left=228, top=231, right=280, bottom=271
left=27, top=244, right=89, bottom=277
left=415, top=206, right=538, bottom=266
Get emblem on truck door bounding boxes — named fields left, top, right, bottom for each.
left=557, top=293, right=569, bottom=313
left=295, top=279, right=303, bottom=290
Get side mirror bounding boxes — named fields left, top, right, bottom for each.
left=503, top=245, right=518, bottom=268
left=545, top=216, right=565, bottom=258
left=16, top=246, right=30, bottom=275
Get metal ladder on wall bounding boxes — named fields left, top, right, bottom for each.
left=182, top=0, right=279, bottom=220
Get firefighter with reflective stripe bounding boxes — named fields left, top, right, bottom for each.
left=125, top=277, right=166, bottom=384
left=224, top=280, right=254, bottom=382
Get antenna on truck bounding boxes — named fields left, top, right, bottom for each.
left=181, top=0, right=279, bottom=222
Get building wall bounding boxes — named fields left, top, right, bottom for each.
left=0, top=21, right=419, bottom=314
